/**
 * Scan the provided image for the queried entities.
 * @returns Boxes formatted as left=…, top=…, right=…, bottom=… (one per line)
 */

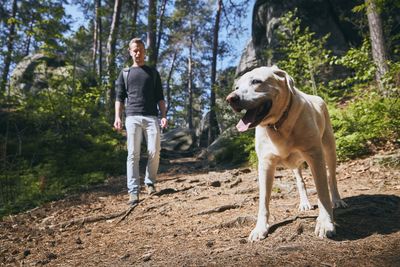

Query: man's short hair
left=129, top=38, right=145, bottom=49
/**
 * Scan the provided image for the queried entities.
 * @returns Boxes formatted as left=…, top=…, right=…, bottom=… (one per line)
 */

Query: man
left=114, top=38, right=167, bottom=206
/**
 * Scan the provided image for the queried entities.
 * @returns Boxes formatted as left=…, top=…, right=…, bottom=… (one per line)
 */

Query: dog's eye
left=251, top=79, right=263, bottom=85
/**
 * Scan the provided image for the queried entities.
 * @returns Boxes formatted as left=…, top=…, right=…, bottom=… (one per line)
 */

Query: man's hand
left=114, top=101, right=124, bottom=131
left=158, top=100, right=168, bottom=129
left=160, top=117, right=168, bottom=129
left=114, top=117, right=123, bottom=131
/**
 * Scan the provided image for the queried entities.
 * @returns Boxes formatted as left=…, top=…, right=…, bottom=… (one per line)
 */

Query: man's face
left=129, top=42, right=145, bottom=66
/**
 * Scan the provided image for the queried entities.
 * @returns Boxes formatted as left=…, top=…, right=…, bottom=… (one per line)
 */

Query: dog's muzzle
left=226, top=92, right=272, bottom=132
left=226, top=92, right=242, bottom=112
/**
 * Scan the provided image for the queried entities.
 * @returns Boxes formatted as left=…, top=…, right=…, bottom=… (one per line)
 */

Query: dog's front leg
left=303, top=149, right=335, bottom=238
left=249, top=161, right=276, bottom=242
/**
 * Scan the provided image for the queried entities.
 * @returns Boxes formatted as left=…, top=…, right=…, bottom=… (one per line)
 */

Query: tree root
left=194, top=204, right=241, bottom=216
left=49, top=204, right=139, bottom=229
left=227, top=177, right=242, bottom=188
left=115, top=204, right=138, bottom=224
left=268, top=215, right=317, bottom=234
left=206, top=214, right=317, bottom=232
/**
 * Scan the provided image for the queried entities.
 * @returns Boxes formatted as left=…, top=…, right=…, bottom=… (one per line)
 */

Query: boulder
left=236, top=39, right=261, bottom=77
left=10, top=53, right=67, bottom=95
left=161, top=128, right=196, bottom=153
left=198, top=126, right=240, bottom=164
left=9, top=52, right=94, bottom=97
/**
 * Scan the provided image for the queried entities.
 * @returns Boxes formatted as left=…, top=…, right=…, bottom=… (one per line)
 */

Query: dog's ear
left=273, top=68, right=296, bottom=95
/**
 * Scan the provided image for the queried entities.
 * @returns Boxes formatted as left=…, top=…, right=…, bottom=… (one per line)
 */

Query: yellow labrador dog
left=226, top=66, right=347, bottom=242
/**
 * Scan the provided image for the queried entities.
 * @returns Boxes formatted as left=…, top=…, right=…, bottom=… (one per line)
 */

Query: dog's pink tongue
left=236, top=119, right=251, bottom=132
left=236, top=109, right=257, bottom=132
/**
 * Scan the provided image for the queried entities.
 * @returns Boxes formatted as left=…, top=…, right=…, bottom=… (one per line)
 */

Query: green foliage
left=4, top=1, right=71, bottom=63
left=215, top=130, right=256, bottom=166
left=382, top=60, right=400, bottom=96
left=330, top=90, right=399, bottom=160
left=214, top=67, right=239, bottom=130
left=0, top=64, right=126, bottom=218
left=273, top=10, right=333, bottom=96
left=330, top=39, right=376, bottom=89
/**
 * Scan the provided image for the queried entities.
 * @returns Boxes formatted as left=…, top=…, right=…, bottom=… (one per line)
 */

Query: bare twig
left=227, top=177, right=242, bottom=188
left=49, top=204, right=139, bottom=229
left=153, top=186, right=194, bottom=196
left=51, top=210, right=126, bottom=229
left=194, top=204, right=241, bottom=216
left=48, top=184, right=196, bottom=229
left=115, top=204, right=138, bottom=224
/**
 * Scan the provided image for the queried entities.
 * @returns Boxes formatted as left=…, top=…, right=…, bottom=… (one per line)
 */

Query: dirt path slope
left=1, top=152, right=399, bottom=266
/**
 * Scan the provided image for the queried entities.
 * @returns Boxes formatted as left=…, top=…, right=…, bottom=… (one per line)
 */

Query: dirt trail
left=1, top=151, right=400, bottom=266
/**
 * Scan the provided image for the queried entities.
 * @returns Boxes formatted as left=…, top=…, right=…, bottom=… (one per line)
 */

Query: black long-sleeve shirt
left=115, top=65, right=164, bottom=117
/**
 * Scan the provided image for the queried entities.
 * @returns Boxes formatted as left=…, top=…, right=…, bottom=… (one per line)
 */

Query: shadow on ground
left=333, top=194, right=400, bottom=241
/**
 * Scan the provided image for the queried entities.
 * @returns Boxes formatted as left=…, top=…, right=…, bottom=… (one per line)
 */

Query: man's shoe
left=128, top=193, right=139, bottom=206
left=146, top=184, right=156, bottom=195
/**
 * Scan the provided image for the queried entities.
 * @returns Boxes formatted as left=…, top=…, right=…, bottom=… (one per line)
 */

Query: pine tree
left=208, top=0, right=222, bottom=145
left=365, top=0, right=389, bottom=93
left=106, top=0, right=122, bottom=119
left=0, top=0, right=18, bottom=93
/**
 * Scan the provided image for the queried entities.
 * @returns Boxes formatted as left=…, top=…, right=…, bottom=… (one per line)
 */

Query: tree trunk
left=98, top=5, right=103, bottom=82
left=187, top=39, right=194, bottom=130
left=147, top=0, right=157, bottom=67
left=131, top=0, right=139, bottom=38
left=208, top=0, right=222, bottom=145
left=155, top=0, right=167, bottom=63
left=166, top=51, right=177, bottom=115
left=366, top=0, right=389, bottom=93
left=24, top=20, right=33, bottom=57
left=1, top=0, right=18, bottom=93
left=92, top=0, right=101, bottom=76
left=308, top=60, right=317, bottom=95
left=106, top=0, right=122, bottom=118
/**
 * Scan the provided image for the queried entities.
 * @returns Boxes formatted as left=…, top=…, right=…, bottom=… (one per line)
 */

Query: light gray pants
left=125, top=115, right=161, bottom=195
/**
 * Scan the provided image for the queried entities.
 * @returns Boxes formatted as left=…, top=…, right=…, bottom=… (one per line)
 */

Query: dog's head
left=226, top=66, right=295, bottom=132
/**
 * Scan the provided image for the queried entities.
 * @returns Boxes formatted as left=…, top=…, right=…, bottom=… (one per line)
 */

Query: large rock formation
left=161, top=128, right=196, bottom=156
left=236, top=0, right=362, bottom=76
left=10, top=53, right=93, bottom=97
left=10, top=53, right=67, bottom=96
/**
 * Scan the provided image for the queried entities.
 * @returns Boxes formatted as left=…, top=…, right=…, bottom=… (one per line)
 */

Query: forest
left=0, top=0, right=399, bottom=219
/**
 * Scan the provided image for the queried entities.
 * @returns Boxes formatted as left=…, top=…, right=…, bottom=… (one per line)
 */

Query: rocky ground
left=1, top=150, right=399, bottom=266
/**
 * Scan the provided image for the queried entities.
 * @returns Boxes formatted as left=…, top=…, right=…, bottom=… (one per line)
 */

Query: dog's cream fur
left=226, top=66, right=347, bottom=241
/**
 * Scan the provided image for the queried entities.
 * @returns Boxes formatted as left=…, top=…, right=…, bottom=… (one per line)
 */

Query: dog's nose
left=226, top=93, right=240, bottom=104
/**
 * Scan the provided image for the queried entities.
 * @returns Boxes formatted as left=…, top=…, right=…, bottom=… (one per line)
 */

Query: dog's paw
left=248, top=225, right=269, bottom=242
left=298, top=200, right=313, bottom=211
left=314, top=216, right=335, bottom=238
left=332, top=198, right=348, bottom=209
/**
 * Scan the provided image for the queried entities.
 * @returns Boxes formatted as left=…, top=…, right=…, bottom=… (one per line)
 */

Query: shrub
left=330, top=39, right=376, bottom=89
left=274, top=9, right=333, bottom=96
left=0, top=65, right=126, bottom=218
left=215, top=129, right=256, bottom=166
left=330, top=90, right=399, bottom=160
